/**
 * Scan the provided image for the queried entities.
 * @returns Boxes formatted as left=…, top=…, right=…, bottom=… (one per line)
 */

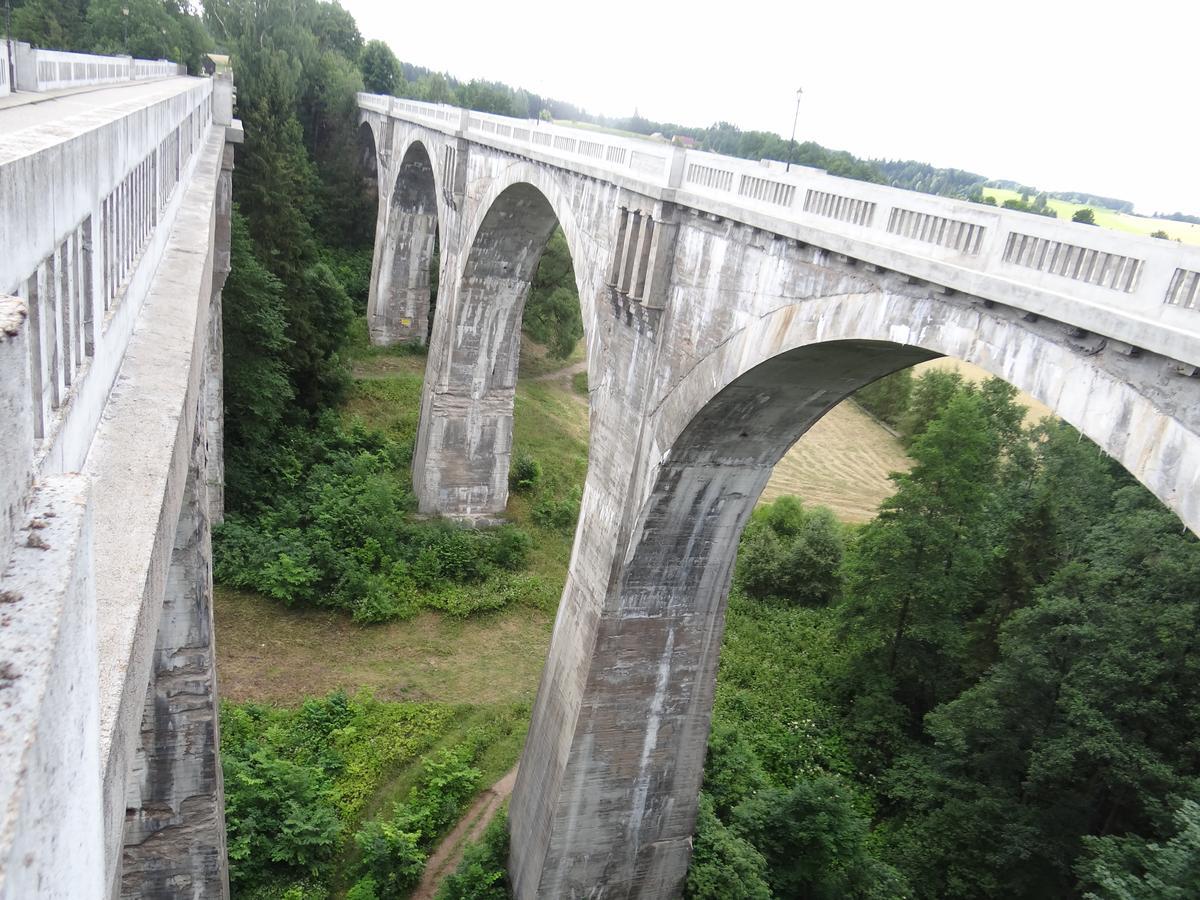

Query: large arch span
left=509, top=288, right=1200, bottom=899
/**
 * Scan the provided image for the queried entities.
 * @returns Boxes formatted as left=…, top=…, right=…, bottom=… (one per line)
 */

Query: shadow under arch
left=508, top=287, right=1200, bottom=898
left=368, top=138, right=440, bottom=346
left=413, top=179, right=590, bottom=520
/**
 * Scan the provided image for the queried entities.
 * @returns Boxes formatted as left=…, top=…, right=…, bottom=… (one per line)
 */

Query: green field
left=982, top=187, right=1200, bottom=245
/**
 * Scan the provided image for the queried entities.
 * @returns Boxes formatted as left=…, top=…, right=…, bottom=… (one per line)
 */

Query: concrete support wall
left=413, top=183, right=559, bottom=519
left=368, top=143, right=439, bottom=346
left=121, top=412, right=228, bottom=899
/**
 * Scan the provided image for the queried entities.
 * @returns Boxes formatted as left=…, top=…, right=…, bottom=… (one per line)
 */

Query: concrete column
left=412, top=183, right=557, bottom=520
left=369, top=207, right=437, bottom=345
left=368, top=142, right=438, bottom=347
left=510, top=342, right=934, bottom=899
left=120, top=398, right=229, bottom=899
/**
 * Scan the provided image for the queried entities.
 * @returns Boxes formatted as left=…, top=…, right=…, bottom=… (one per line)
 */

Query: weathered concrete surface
left=360, top=98, right=1200, bottom=900
left=368, top=140, right=439, bottom=346
left=85, top=126, right=226, bottom=896
left=121, top=426, right=228, bottom=899
left=0, top=476, right=102, bottom=899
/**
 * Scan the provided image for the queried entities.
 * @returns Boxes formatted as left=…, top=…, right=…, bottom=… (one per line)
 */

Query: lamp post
left=121, top=6, right=129, bottom=52
left=786, top=87, right=803, bottom=172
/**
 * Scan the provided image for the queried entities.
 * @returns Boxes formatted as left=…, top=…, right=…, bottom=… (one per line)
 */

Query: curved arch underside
left=368, top=140, right=439, bottom=345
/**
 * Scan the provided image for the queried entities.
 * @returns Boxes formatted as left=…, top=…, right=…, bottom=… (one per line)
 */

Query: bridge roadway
left=0, top=77, right=199, bottom=128
left=1, top=66, right=240, bottom=898
left=359, top=94, right=1200, bottom=898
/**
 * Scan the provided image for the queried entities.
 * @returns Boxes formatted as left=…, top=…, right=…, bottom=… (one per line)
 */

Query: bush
left=223, top=749, right=343, bottom=892
left=509, top=454, right=542, bottom=494
left=734, top=498, right=843, bottom=605
left=436, top=811, right=512, bottom=899
left=355, top=820, right=426, bottom=898
left=532, top=488, right=581, bottom=532
left=213, top=416, right=534, bottom=622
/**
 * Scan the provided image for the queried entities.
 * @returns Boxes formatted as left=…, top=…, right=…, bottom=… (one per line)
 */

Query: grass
left=981, top=187, right=1200, bottom=245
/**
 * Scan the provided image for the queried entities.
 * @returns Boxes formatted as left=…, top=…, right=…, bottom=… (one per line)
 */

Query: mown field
left=982, top=186, right=1200, bottom=245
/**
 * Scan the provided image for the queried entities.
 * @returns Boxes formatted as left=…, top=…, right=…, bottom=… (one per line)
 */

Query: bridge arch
left=367, top=137, right=441, bottom=345
left=509, top=287, right=1200, bottom=897
left=414, top=166, right=606, bottom=519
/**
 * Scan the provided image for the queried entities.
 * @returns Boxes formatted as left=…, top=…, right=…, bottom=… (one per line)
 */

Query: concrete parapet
left=0, top=475, right=103, bottom=899
left=0, top=297, right=34, bottom=576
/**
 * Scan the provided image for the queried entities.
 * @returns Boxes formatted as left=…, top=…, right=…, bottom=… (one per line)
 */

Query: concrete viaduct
left=0, top=62, right=240, bottom=897
left=1, top=58, right=1198, bottom=898
left=357, top=93, right=1200, bottom=898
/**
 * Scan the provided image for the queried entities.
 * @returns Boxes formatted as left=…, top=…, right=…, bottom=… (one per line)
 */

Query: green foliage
left=360, top=39, right=401, bottom=94
left=10, top=0, right=211, bottom=72
left=685, top=794, right=773, bottom=900
left=1078, top=798, right=1200, bottom=899
left=896, top=367, right=964, bottom=444
left=436, top=811, right=512, bottom=900
left=854, top=369, right=912, bottom=428
left=509, top=454, right=542, bottom=494
left=352, top=746, right=484, bottom=896
left=223, top=747, right=343, bottom=888
left=214, top=412, right=531, bottom=622
left=532, top=488, right=581, bottom=532
left=735, top=498, right=844, bottom=605
left=523, top=230, right=583, bottom=359
left=354, top=820, right=425, bottom=898
left=732, top=777, right=910, bottom=898
left=1073, top=207, right=1098, bottom=225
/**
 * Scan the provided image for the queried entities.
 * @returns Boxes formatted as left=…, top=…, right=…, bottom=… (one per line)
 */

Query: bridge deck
left=0, top=76, right=198, bottom=159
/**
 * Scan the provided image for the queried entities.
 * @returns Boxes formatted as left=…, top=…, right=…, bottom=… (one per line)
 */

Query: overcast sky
left=339, top=0, right=1199, bottom=215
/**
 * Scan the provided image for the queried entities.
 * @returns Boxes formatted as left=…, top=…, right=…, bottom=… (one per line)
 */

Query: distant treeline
left=1156, top=211, right=1200, bottom=225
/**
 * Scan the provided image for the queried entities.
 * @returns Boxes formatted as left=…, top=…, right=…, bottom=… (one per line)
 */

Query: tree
left=1078, top=798, right=1200, bottom=899
left=883, top=487, right=1200, bottom=898
left=735, top=497, right=844, bottom=606
left=732, top=776, right=910, bottom=898
left=1151, top=229, right=1171, bottom=239
left=1073, top=208, right=1098, bottom=225
left=360, top=38, right=401, bottom=95
left=523, top=228, right=583, bottom=359
left=685, top=794, right=773, bottom=900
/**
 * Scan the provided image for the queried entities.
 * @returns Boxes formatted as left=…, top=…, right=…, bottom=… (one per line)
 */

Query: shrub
left=532, top=488, right=581, bottom=532
left=509, top=454, right=542, bottom=494
left=355, top=820, right=426, bottom=898
left=436, top=811, right=512, bottom=900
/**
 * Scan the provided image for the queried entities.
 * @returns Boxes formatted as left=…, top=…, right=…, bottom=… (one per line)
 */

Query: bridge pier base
left=120, top=406, right=229, bottom=899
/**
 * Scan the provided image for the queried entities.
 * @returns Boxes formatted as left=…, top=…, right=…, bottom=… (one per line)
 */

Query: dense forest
left=11, top=2, right=1199, bottom=898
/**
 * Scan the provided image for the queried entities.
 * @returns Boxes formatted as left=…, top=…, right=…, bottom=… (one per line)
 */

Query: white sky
left=340, top=0, right=1200, bottom=215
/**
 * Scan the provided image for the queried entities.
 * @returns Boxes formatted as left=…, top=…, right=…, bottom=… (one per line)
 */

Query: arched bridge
left=358, top=92, right=1200, bottom=899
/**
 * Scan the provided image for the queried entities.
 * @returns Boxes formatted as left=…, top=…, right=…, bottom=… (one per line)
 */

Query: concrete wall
left=362, top=100, right=1200, bottom=899
left=0, top=67, right=237, bottom=898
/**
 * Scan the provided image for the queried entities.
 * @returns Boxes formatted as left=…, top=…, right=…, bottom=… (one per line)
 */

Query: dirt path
left=411, top=767, right=519, bottom=900
left=531, top=358, right=586, bottom=383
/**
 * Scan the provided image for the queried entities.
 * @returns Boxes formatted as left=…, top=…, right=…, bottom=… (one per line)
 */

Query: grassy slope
left=982, top=187, right=1200, bottom=245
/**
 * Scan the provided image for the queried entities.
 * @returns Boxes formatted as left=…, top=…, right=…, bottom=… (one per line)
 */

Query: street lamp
left=786, top=87, right=803, bottom=172
left=121, top=7, right=129, bottom=52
